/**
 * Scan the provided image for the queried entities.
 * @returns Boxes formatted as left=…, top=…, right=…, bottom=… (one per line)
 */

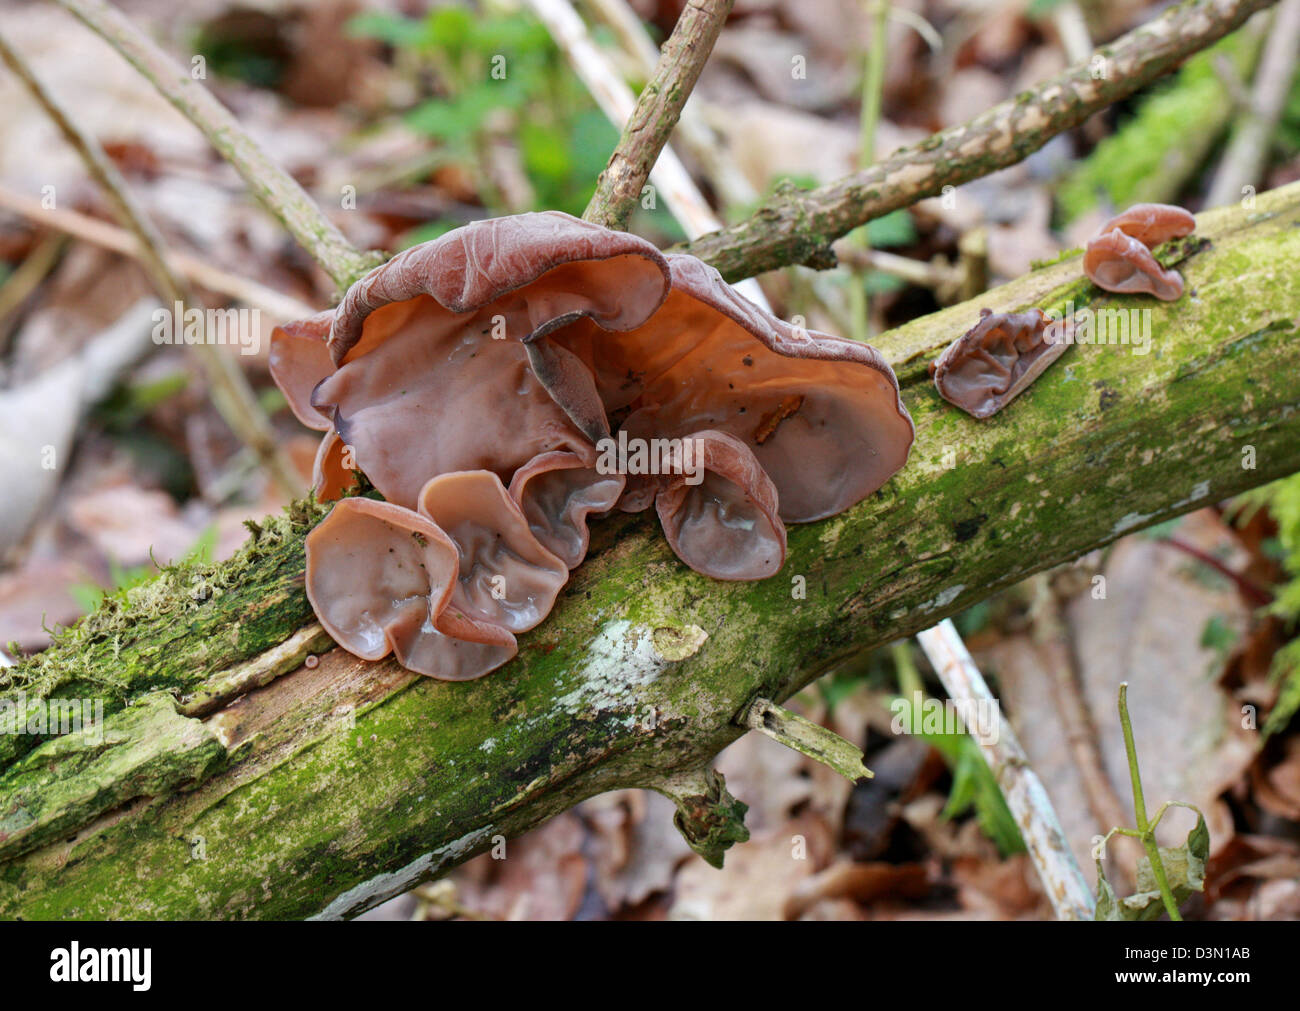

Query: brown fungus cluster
left=272, top=211, right=914, bottom=680
left=929, top=203, right=1195, bottom=420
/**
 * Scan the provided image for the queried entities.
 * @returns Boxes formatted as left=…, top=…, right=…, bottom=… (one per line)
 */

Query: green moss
left=1056, top=31, right=1262, bottom=221
left=0, top=498, right=329, bottom=768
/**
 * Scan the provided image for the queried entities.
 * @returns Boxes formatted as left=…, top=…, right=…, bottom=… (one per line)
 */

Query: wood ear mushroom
left=271, top=212, right=914, bottom=680
left=930, top=308, right=1072, bottom=419
left=1083, top=203, right=1195, bottom=301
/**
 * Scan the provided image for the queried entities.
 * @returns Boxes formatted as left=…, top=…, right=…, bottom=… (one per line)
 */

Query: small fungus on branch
left=1083, top=203, right=1196, bottom=301
left=929, top=307, right=1072, bottom=419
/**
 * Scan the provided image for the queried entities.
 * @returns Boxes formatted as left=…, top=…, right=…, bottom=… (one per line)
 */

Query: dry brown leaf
left=989, top=510, right=1258, bottom=886
left=451, top=813, right=588, bottom=921
left=668, top=812, right=834, bottom=920
left=785, top=859, right=931, bottom=918
left=580, top=789, right=692, bottom=912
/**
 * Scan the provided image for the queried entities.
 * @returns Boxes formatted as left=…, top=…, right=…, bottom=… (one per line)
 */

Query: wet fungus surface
left=1083, top=202, right=1196, bottom=301
left=930, top=307, right=1072, bottom=419
left=930, top=203, right=1196, bottom=420
left=273, top=211, right=914, bottom=680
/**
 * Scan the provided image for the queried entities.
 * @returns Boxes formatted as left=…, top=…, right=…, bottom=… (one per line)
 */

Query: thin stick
left=916, top=618, right=1096, bottom=920
left=679, top=0, right=1280, bottom=282
left=0, top=30, right=303, bottom=497
left=52, top=0, right=378, bottom=291
left=1206, top=0, right=1300, bottom=207
left=741, top=697, right=873, bottom=783
left=833, top=240, right=959, bottom=291
left=581, top=0, right=734, bottom=231
left=0, top=186, right=315, bottom=322
left=582, top=0, right=758, bottom=210
left=1029, top=574, right=1142, bottom=890
left=0, top=231, right=66, bottom=351
left=528, top=0, right=768, bottom=307
left=526, top=0, right=722, bottom=239
left=1158, top=535, right=1273, bottom=606
left=1052, top=1, right=1095, bottom=65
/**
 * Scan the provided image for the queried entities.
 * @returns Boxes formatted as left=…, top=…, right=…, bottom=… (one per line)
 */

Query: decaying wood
left=3, top=183, right=1299, bottom=918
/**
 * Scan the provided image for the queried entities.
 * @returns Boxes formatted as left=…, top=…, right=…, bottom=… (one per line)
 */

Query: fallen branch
left=3, top=182, right=1298, bottom=917
left=676, top=0, right=1280, bottom=282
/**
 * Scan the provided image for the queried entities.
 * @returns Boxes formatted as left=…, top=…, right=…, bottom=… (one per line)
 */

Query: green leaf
left=1094, top=808, right=1209, bottom=920
left=906, top=698, right=1025, bottom=857
left=1026, top=0, right=1069, bottom=18
left=426, top=6, right=474, bottom=52
left=405, top=90, right=497, bottom=141
left=345, top=12, right=429, bottom=48
left=520, top=121, right=572, bottom=184
left=1264, top=640, right=1300, bottom=735
left=865, top=209, right=916, bottom=248
left=863, top=272, right=905, bottom=296
left=1199, top=614, right=1239, bottom=654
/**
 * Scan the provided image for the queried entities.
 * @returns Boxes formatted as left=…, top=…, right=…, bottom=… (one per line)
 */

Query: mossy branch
left=3, top=183, right=1299, bottom=918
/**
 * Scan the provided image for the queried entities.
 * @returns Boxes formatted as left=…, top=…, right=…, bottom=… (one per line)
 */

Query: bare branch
left=582, top=0, right=734, bottom=230
left=51, top=0, right=380, bottom=292
left=678, top=0, right=1280, bottom=282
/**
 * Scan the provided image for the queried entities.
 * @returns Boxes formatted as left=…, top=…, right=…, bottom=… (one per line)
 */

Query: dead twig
left=678, top=0, right=1281, bottom=281
left=0, top=30, right=303, bottom=497
left=1206, top=0, right=1300, bottom=207
left=916, top=619, right=1096, bottom=920
left=0, top=186, right=313, bottom=322
left=51, top=0, right=380, bottom=292
left=581, top=0, right=734, bottom=231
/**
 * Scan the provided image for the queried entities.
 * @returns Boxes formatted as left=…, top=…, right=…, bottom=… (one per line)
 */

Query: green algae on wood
left=2, top=182, right=1300, bottom=919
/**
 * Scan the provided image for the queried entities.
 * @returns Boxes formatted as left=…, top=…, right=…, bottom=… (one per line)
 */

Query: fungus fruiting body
left=1083, top=202, right=1195, bottom=301
left=272, top=211, right=914, bottom=680
left=930, top=307, right=1072, bottom=419
left=929, top=203, right=1196, bottom=420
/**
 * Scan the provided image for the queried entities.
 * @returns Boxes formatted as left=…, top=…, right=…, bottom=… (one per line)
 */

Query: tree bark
left=2, top=183, right=1299, bottom=919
